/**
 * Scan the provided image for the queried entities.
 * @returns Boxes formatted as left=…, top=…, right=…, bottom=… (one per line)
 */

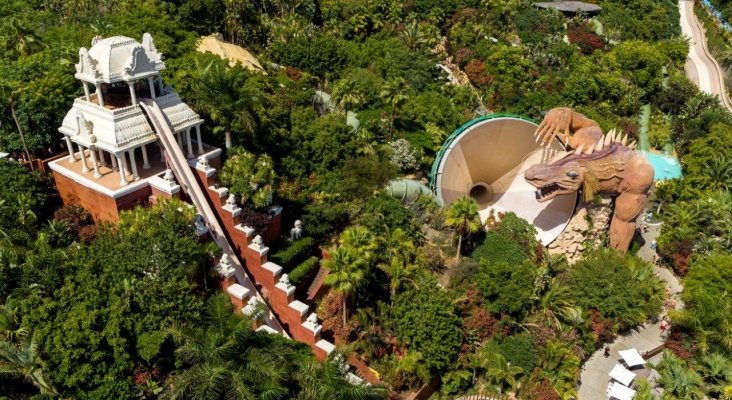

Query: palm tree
left=380, top=78, right=411, bottom=140
left=445, top=197, right=482, bottom=261
left=323, top=246, right=368, bottom=325
left=293, top=353, right=386, bottom=400
left=0, top=333, right=57, bottom=395
left=698, top=353, right=732, bottom=396
left=537, top=341, right=580, bottom=398
left=170, top=294, right=290, bottom=400
left=399, top=21, right=424, bottom=51
left=0, top=304, right=27, bottom=347
left=656, top=352, right=705, bottom=400
left=377, top=228, right=419, bottom=306
left=665, top=202, right=705, bottom=230
left=339, top=226, right=376, bottom=258
left=705, top=156, right=732, bottom=191
left=331, top=79, right=364, bottom=125
left=483, top=353, right=523, bottom=395
left=633, top=378, right=655, bottom=400
left=468, top=345, right=523, bottom=395
left=539, top=278, right=575, bottom=329
left=188, top=60, right=259, bottom=149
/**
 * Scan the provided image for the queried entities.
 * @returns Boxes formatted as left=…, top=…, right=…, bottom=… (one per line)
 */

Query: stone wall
left=547, top=195, right=613, bottom=263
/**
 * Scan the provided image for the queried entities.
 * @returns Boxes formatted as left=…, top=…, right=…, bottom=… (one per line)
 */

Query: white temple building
left=50, top=34, right=221, bottom=221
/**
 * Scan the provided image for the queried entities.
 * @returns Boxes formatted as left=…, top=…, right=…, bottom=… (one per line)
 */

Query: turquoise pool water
left=638, top=151, right=682, bottom=180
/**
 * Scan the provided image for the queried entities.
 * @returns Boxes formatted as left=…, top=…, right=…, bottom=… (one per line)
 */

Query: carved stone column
left=117, top=153, right=129, bottom=186
left=65, top=136, right=77, bottom=162
left=78, top=144, right=89, bottom=173
left=141, top=143, right=150, bottom=169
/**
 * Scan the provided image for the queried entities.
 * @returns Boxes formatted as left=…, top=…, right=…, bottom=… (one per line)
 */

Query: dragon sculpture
left=524, top=107, right=654, bottom=252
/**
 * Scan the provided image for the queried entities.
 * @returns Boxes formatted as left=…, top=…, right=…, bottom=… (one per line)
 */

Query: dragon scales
left=524, top=108, right=654, bottom=252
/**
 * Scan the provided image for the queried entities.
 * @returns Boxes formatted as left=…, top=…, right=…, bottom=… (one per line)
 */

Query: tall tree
left=445, top=197, right=481, bottom=261
left=170, top=294, right=291, bottom=400
left=188, top=60, right=259, bottom=149
left=331, top=78, right=363, bottom=125
left=323, top=246, right=368, bottom=325
left=0, top=81, right=33, bottom=169
left=380, top=77, right=411, bottom=140
left=377, top=227, right=419, bottom=306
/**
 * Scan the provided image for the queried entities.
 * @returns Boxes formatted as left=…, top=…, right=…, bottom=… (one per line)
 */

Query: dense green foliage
left=1, top=0, right=721, bottom=397
left=21, top=200, right=209, bottom=398
left=392, top=282, right=462, bottom=373
left=670, top=253, right=732, bottom=356
left=171, top=293, right=385, bottom=400
left=566, top=249, right=664, bottom=330
left=476, top=261, right=537, bottom=318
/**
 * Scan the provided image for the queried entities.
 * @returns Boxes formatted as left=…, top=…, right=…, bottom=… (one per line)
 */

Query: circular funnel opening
left=432, top=115, right=577, bottom=245
left=469, top=182, right=493, bottom=204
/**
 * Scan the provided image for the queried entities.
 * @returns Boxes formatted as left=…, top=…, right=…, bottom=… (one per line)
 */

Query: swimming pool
left=638, top=151, right=682, bottom=180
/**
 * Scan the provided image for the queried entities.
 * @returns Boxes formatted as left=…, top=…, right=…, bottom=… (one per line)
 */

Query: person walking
left=660, top=317, right=669, bottom=335
left=604, top=346, right=611, bottom=358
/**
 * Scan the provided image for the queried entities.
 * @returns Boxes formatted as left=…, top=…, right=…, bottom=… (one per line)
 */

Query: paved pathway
left=679, top=0, right=732, bottom=111
left=577, top=223, right=683, bottom=399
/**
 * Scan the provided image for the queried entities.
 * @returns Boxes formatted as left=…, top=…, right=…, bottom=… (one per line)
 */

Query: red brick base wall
left=53, top=172, right=150, bottom=222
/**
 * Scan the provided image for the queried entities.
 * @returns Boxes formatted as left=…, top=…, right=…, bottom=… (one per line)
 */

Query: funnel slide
left=432, top=115, right=576, bottom=245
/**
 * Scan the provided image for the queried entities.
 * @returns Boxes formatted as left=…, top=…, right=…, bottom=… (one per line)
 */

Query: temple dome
left=75, top=33, right=164, bottom=84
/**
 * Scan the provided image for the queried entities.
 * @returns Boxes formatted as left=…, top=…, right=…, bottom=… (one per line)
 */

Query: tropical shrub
left=392, top=282, right=462, bottom=373
left=567, top=249, right=664, bottom=330
left=219, top=147, right=276, bottom=209
left=670, top=253, right=732, bottom=355
left=289, top=256, right=319, bottom=285
left=271, top=237, right=315, bottom=269
left=475, top=260, right=537, bottom=318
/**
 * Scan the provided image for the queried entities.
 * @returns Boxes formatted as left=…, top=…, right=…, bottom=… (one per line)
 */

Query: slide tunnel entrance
left=431, top=115, right=577, bottom=245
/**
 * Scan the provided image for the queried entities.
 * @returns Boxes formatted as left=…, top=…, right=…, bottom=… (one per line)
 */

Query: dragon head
left=524, top=129, right=633, bottom=202
left=525, top=160, right=584, bottom=202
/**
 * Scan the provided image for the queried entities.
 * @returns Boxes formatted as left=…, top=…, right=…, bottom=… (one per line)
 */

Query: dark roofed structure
left=534, top=1, right=602, bottom=14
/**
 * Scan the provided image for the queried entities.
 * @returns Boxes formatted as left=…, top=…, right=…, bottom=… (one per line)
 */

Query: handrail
left=139, top=98, right=286, bottom=335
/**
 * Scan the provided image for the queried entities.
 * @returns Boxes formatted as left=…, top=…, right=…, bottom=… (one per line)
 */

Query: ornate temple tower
left=50, top=34, right=220, bottom=221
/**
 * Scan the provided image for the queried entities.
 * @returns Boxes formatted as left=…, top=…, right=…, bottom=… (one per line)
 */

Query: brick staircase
left=306, top=266, right=330, bottom=302
left=187, top=154, right=336, bottom=361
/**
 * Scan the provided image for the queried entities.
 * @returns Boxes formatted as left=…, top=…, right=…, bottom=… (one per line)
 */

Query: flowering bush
left=465, top=59, right=493, bottom=88
left=567, top=21, right=606, bottom=54
left=388, top=139, right=420, bottom=171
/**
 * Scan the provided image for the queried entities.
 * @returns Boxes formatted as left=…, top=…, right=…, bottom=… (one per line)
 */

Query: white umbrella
left=609, top=364, right=636, bottom=386
left=608, top=383, right=636, bottom=400
left=619, top=348, right=646, bottom=368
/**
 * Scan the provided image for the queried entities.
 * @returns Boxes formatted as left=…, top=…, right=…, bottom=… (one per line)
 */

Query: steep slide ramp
left=680, top=0, right=732, bottom=111
left=139, top=98, right=286, bottom=335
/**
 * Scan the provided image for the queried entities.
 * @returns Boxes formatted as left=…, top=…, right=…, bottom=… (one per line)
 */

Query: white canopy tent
left=609, top=364, right=636, bottom=386
left=608, top=382, right=636, bottom=400
left=619, top=348, right=646, bottom=368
